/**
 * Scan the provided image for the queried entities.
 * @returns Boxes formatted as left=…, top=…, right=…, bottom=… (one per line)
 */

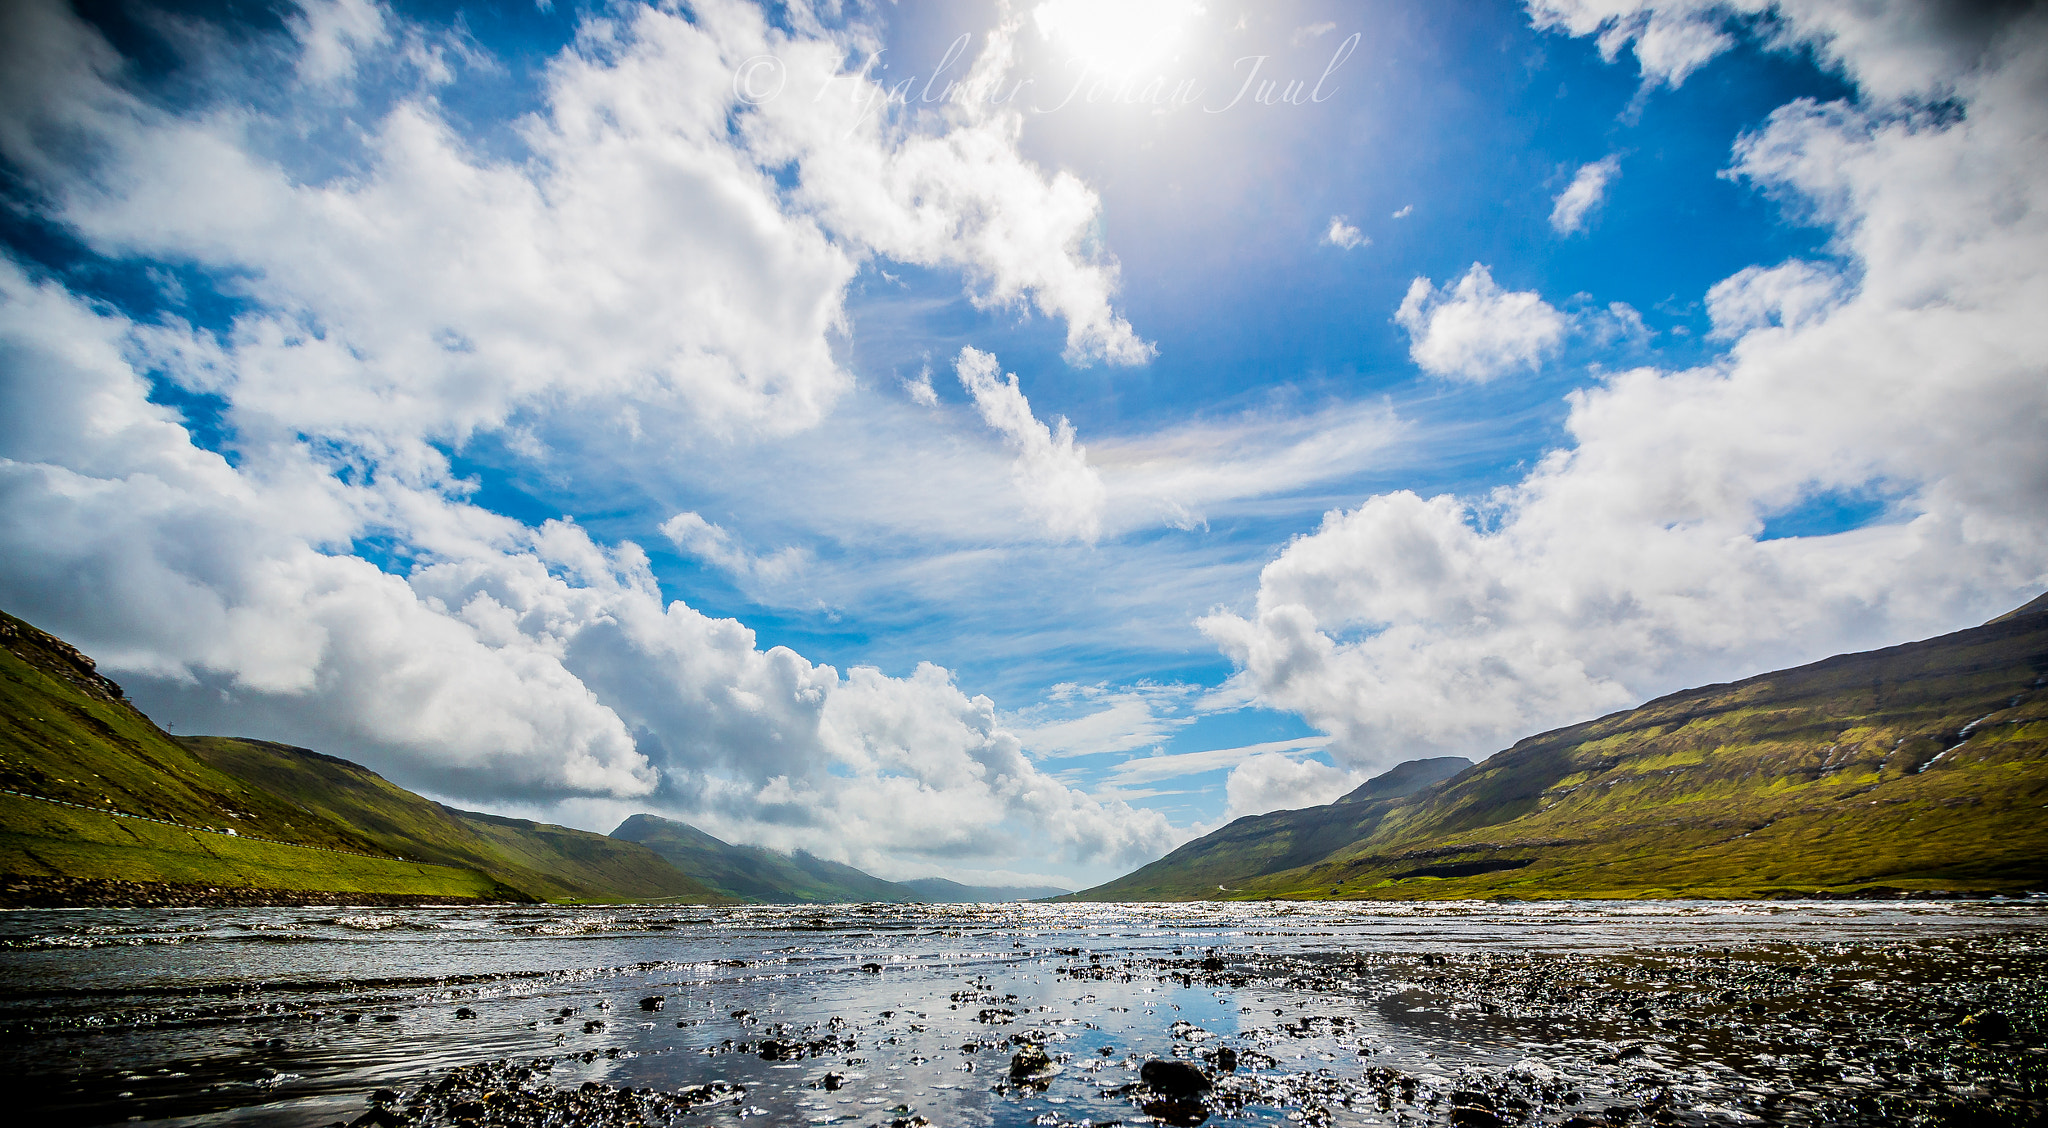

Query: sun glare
left=1032, top=0, right=1204, bottom=80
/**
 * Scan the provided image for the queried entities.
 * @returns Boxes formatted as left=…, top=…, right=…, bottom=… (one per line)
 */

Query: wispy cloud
left=1550, top=155, right=1620, bottom=234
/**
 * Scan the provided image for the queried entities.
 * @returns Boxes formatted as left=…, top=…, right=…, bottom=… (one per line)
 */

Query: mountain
left=1073, top=596, right=2048, bottom=901
left=612, top=813, right=920, bottom=903
left=899, top=877, right=1070, bottom=902
left=182, top=737, right=724, bottom=904
left=0, top=609, right=724, bottom=906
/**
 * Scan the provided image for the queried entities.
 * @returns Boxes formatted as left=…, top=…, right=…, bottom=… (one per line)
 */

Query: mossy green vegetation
left=0, top=792, right=517, bottom=900
left=1073, top=596, right=2048, bottom=902
left=0, top=610, right=723, bottom=905
left=183, top=738, right=728, bottom=904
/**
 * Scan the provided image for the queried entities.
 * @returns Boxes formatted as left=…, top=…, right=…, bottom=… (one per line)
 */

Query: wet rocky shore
left=3, top=901, right=2042, bottom=1127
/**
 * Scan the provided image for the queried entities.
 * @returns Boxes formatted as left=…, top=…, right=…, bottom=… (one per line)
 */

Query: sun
left=1031, top=0, right=1205, bottom=81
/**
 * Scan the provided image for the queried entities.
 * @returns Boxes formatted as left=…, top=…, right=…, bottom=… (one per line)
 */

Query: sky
left=1, top=0, right=2044, bottom=890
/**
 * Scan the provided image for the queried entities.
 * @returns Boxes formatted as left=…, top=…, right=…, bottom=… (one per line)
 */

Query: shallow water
left=3, top=899, right=2045, bottom=1127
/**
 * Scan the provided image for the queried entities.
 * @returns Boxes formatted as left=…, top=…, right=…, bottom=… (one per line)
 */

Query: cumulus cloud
left=1323, top=216, right=1368, bottom=249
left=1550, top=154, right=1620, bottom=233
left=1394, top=263, right=1569, bottom=381
left=0, top=0, right=1175, bottom=875
left=955, top=347, right=1107, bottom=542
left=1206, top=0, right=2048, bottom=774
left=746, top=9, right=1154, bottom=366
left=1222, top=752, right=1360, bottom=821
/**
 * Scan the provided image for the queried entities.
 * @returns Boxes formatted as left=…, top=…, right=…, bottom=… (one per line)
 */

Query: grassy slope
left=612, top=813, right=919, bottom=903
left=0, top=612, right=518, bottom=901
left=1076, top=600, right=2048, bottom=901
left=183, top=738, right=726, bottom=905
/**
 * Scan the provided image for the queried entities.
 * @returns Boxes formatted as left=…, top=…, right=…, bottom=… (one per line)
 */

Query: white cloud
left=748, top=9, right=1154, bottom=366
left=1550, top=154, right=1620, bottom=234
left=904, top=364, right=940, bottom=407
left=955, top=346, right=1107, bottom=542
left=1322, top=215, right=1368, bottom=249
left=1706, top=259, right=1845, bottom=339
left=1391, top=204, right=1413, bottom=219
left=1222, top=752, right=1360, bottom=821
left=1207, top=1, right=2048, bottom=775
left=1005, top=682, right=1198, bottom=759
left=1527, top=0, right=1733, bottom=88
left=1394, top=263, right=1569, bottom=381
left=659, top=511, right=806, bottom=582
left=289, top=0, right=389, bottom=87
left=1104, top=737, right=1327, bottom=789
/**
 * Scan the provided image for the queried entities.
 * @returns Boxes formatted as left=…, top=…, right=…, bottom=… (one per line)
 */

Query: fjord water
left=4, top=901, right=2044, bottom=1127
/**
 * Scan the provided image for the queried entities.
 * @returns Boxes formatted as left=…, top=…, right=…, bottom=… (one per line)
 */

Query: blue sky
left=2, top=0, right=2044, bottom=888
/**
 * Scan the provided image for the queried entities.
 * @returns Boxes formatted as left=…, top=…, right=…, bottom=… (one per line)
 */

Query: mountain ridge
left=611, top=813, right=921, bottom=903
left=1071, top=594, right=2048, bottom=901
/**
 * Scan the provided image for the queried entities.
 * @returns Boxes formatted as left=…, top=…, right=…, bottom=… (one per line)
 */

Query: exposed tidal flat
left=2, top=901, right=2044, bottom=1128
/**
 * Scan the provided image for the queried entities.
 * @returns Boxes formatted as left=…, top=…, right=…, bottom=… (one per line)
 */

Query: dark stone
left=1141, top=1059, right=1211, bottom=1098
left=759, top=1039, right=791, bottom=1060
left=372, top=1014, right=399, bottom=1023
left=1451, top=1089, right=1504, bottom=1127
left=1141, top=1097, right=1211, bottom=1126
left=638, top=996, right=664, bottom=1011
left=453, top=1008, right=476, bottom=1020
left=1960, top=1010, right=2014, bottom=1040
left=1210, top=1046, right=1238, bottom=1073
left=1009, top=1044, right=1055, bottom=1080
left=813, top=1072, right=844, bottom=1091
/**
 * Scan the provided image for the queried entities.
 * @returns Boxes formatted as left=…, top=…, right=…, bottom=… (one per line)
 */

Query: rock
left=1141, top=1058, right=1211, bottom=1098
left=453, top=1007, right=476, bottom=1020
left=1009, top=1044, right=1055, bottom=1081
left=758, top=1039, right=791, bottom=1060
left=811, top=1072, right=844, bottom=1091
left=1450, top=1089, right=1503, bottom=1128
left=1960, top=1010, right=2014, bottom=1040
left=638, top=995, right=664, bottom=1011
left=346, top=1110, right=407, bottom=1128
left=1141, top=1097, right=1210, bottom=1126
left=582, top=1019, right=605, bottom=1033
left=372, top=1014, right=399, bottom=1024
left=1209, top=1046, right=1238, bottom=1073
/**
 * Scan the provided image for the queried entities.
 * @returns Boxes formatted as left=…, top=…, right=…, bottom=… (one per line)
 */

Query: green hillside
left=184, top=738, right=726, bottom=904
left=0, top=610, right=723, bottom=906
left=0, top=612, right=522, bottom=904
left=1075, top=595, right=2048, bottom=901
left=612, top=813, right=919, bottom=902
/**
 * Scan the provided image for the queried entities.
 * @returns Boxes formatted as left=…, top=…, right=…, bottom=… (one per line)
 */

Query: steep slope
left=899, top=878, right=1070, bottom=902
left=612, top=814, right=919, bottom=902
left=1071, top=755, right=1473, bottom=901
left=184, top=738, right=725, bottom=904
left=1075, top=596, right=2048, bottom=901
left=0, top=612, right=524, bottom=904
